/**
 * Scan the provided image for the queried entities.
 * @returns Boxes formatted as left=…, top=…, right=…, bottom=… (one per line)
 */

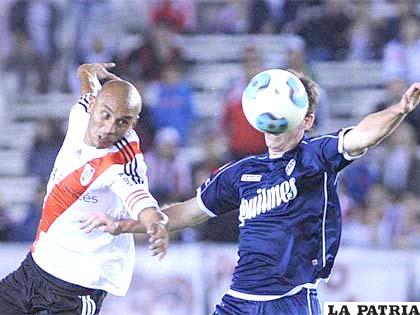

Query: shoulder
left=72, top=93, right=94, bottom=113
left=207, top=156, right=257, bottom=181
left=302, top=132, right=340, bottom=145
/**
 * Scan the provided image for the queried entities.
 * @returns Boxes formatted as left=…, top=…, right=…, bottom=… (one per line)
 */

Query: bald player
left=0, top=63, right=169, bottom=315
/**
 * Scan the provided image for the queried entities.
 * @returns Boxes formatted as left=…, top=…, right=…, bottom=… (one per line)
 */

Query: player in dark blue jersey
left=81, top=70, right=420, bottom=315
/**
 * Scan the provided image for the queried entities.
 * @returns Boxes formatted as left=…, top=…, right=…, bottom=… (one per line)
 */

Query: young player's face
left=85, top=95, right=138, bottom=149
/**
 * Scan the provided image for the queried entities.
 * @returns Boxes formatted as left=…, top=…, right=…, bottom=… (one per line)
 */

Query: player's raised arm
left=77, top=63, right=121, bottom=95
left=343, top=82, right=420, bottom=156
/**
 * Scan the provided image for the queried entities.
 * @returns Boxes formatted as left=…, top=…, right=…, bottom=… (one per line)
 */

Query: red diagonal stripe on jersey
left=32, top=141, right=140, bottom=251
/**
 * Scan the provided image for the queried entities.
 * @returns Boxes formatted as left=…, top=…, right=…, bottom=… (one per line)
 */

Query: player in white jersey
left=0, top=63, right=169, bottom=315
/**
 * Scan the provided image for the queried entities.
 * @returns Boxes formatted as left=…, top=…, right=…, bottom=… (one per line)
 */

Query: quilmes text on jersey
left=238, top=177, right=297, bottom=226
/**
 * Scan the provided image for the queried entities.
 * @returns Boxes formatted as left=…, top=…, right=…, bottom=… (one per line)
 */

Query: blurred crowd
left=0, top=0, right=419, bottom=249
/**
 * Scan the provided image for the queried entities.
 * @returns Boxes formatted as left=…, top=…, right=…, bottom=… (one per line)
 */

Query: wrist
left=392, top=102, right=409, bottom=116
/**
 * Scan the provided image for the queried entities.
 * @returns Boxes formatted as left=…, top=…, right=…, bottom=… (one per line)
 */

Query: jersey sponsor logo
left=80, top=163, right=95, bottom=186
left=241, top=174, right=262, bottom=182
left=285, top=159, right=296, bottom=176
left=238, top=177, right=297, bottom=226
left=79, top=193, right=99, bottom=204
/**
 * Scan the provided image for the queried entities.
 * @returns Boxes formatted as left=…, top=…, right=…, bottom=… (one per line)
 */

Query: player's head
left=264, top=69, right=319, bottom=153
left=85, top=80, right=142, bottom=149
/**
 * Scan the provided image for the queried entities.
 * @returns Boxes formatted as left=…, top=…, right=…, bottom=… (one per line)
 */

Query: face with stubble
left=84, top=80, right=141, bottom=149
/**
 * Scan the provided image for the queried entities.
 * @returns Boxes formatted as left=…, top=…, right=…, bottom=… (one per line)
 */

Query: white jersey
left=31, top=94, right=159, bottom=296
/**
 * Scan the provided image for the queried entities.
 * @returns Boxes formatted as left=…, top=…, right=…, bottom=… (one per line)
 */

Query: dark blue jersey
left=197, top=128, right=365, bottom=297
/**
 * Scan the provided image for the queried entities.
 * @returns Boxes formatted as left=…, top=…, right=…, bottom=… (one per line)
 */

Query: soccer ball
left=242, top=69, right=309, bottom=134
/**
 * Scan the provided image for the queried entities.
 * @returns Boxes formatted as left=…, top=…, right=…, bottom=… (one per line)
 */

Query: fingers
left=100, top=62, right=116, bottom=69
left=79, top=213, right=114, bottom=234
left=406, top=82, right=420, bottom=98
left=106, top=72, right=121, bottom=81
left=147, top=223, right=169, bottom=260
left=149, top=238, right=168, bottom=261
left=79, top=215, right=95, bottom=232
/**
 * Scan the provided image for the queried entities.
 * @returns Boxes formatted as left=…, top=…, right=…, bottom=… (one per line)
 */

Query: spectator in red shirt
left=221, top=46, right=266, bottom=160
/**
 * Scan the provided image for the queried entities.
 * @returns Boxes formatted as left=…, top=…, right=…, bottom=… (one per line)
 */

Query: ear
left=87, top=95, right=97, bottom=113
left=303, top=113, right=315, bottom=131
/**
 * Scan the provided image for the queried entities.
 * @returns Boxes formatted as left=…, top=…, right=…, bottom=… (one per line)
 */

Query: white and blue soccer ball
left=242, top=69, right=309, bottom=134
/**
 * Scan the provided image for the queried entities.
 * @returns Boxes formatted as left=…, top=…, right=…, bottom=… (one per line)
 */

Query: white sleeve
left=108, top=154, right=159, bottom=220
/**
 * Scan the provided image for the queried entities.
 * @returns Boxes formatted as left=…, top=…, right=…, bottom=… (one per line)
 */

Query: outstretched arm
left=77, top=62, right=121, bottom=95
left=80, top=197, right=210, bottom=235
left=343, top=82, right=420, bottom=156
left=80, top=206, right=169, bottom=260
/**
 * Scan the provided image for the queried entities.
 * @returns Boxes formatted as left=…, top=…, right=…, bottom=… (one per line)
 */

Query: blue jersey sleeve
left=196, top=162, right=241, bottom=217
left=306, top=127, right=367, bottom=173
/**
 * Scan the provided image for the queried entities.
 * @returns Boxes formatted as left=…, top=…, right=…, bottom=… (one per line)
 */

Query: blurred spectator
left=215, top=0, right=246, bottom=34
left=382, top=15, right=420, bottom=83
left=221, top=45, right=266, bottom=160
left=375, top=78, right=409, bottom=110
left=248, top=0, right=300, bottom=33
left=395, top=193, right=420, bottom=249
left=61, top=0, right=117, bottom=92
left=147, top=62, right=195, bottom=145
left=192, top=133, right=227, bottom=187
left=133, top=80, right=157, bottom=153
left=347, top=5, right=376, bottom=61
left=298, top=0, right=353, bottom=61
left=341, top=199, right=371, bottom=247
left=144, top=127, right=193, bottom=205
left=123, top=21, right=185, bottom=84
left=7, top=0, right=59, bottom=94
left=150, top=0, right=194, bottom=32
left=5, top=30, right=35, bottom=95
left=364, top=184, right=402, bottom=248
left=381, top=123, right=418, bottom=194
left=77, top=35, right=116, bottom=66
left=9, top=182, right=46, bottom=242
left=26, top=118, right=65, bottom=181
left=370, top=1, right=419, bottom=60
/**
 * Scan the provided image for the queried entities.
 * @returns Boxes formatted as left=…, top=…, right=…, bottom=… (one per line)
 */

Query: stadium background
left=0, top=0, right=419, bottom=314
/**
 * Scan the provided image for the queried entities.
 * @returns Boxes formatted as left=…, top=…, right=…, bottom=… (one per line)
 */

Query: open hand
left=77, top=63, right=121, bottom=81
left=147, top=221, right=169, bottom=261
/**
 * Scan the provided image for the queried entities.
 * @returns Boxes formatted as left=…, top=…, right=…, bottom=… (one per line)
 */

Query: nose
left=103, top=119, right=117, bottom=135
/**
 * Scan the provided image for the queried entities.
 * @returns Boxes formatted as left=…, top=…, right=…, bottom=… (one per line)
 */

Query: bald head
left=85, top=80, right=143, bottom=149
left=98, top=80, right=142, bottom=115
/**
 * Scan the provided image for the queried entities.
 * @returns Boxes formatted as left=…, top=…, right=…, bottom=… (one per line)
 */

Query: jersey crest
left=285, top=159, right=296, bottom=176
left=80, top=163, right=95, bottom=186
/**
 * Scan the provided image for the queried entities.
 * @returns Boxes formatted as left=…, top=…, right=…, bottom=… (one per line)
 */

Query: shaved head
left=98, top=80, right=142, bottom=115
left=85, top=80, right=143, bottom=148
